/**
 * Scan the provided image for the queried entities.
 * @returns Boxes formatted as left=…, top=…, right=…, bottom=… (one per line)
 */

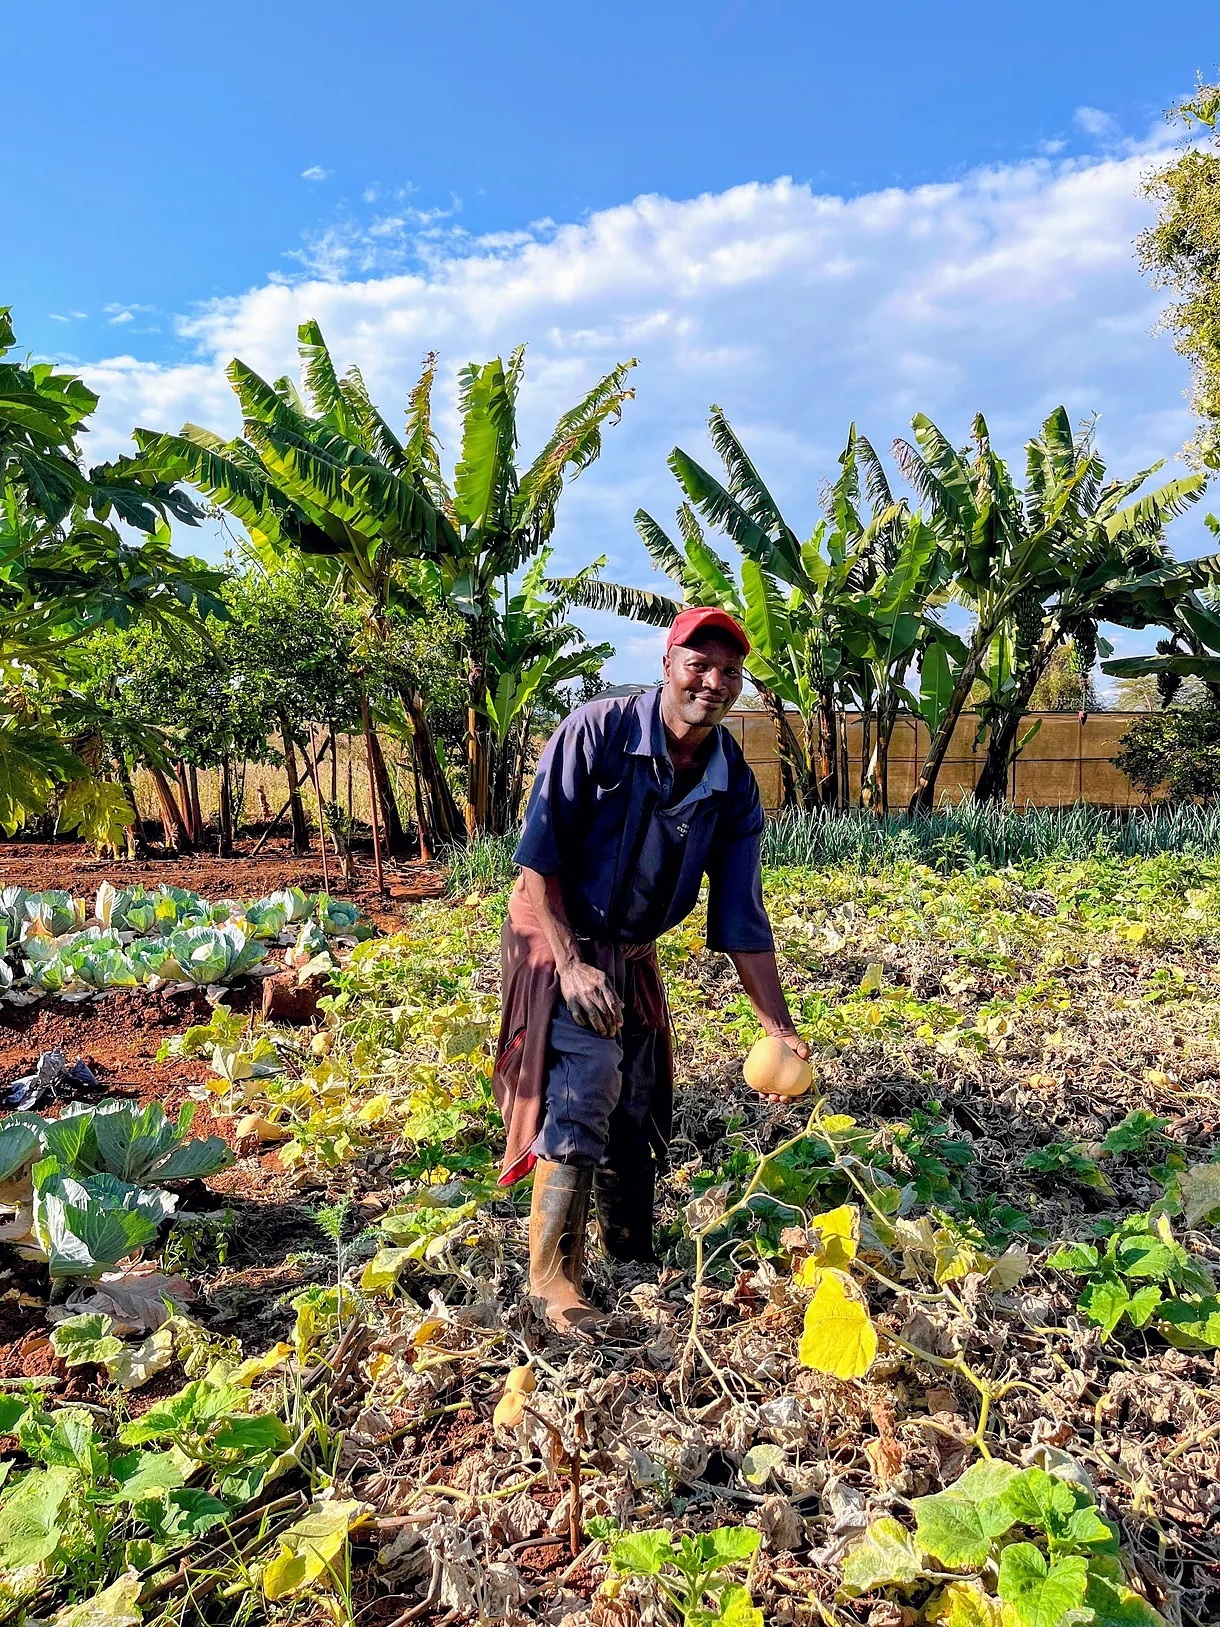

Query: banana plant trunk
left=760, top=687, right=806, bottom=809
left=867, top=695, right=900, bottom=816
left=909, top=654, right=984, bottom=813
left=858, top=707, right=873, bottom=804
left=367, top=728, right=411, bottom=855
left=816, top=691, right=839, bottom=810
left=400, top=684, right=464, bottom=852
left=148, top=766, right=192, bottom=852
left=974, top=625, right=1064, bottom=804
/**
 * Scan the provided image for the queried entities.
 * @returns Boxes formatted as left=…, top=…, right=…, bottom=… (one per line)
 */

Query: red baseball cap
left=666, top=606, right=750, bottom=657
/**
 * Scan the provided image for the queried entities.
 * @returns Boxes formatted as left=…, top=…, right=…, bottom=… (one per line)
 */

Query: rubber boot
left=595, top=1153, right=658, bottom=1263
left=528, top=1160, right=607, bottom=1337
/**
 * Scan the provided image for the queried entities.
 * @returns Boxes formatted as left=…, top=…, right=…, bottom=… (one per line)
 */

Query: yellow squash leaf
left=926, top=1580, right=1019, bottom=1627
left=797, top=1269, right=877, bottom=1379
left=107, top=1325, right=175, bottom=1391
left=810, top=1204, right=859, bottom=1269
left=360, top=1247, right=413, bottom=1294
left=859, top=962, right=884, bottom=994
left=50, top=1571, right=143, bottom=1627
left=230, top=1342, right=294, bottom=1387
left=261, top=1500, right=372, bottom=1601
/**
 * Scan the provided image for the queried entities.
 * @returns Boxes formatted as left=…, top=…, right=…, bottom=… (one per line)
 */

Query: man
left=492, top=606, right=808, bottom=1335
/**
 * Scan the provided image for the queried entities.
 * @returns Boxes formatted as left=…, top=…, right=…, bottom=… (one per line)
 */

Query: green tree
left=0, top=306, right=224, bottom=844
left=1114, top=706, right=1220, bottom=800
left=1138, top=82, right=1220, bottom=468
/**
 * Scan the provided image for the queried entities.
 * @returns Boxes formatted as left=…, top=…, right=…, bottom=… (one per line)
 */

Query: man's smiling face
left=662, top=633, right=746, bottom=729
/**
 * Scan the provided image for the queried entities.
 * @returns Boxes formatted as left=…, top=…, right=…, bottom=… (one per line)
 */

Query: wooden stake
left=306, top=723, right=331, bottom=893
left=361, top=694, right=386, bottom=895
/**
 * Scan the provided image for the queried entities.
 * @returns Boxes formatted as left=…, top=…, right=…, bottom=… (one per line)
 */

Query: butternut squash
left=743, top=1034, right=813, bottom=1098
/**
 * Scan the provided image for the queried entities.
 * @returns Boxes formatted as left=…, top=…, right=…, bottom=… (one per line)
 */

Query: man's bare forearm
left=729, top=950, right=799, bottom=1038
left=521, top=867, right=581, bottom=972
left=521, top=867, right=623, bottom=1035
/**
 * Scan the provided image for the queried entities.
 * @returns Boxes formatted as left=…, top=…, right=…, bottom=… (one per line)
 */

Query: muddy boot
left=528, top=1160, right=607, bottom=1337
left=595, top=1153, right=658, bottom=1264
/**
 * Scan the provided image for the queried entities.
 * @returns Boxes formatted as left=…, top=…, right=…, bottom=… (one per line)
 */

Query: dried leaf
left=1180, top=1164, right=1220, bottom=1228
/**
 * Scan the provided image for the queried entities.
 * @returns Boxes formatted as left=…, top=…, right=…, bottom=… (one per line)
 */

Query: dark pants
left=531, top=998, right=668, bottom=1169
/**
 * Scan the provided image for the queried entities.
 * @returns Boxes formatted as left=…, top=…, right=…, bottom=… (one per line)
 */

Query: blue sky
left=6, top=2, right=1219, bottom=684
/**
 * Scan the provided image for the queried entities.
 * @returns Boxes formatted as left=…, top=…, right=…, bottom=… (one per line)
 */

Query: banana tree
left=478, top=550, right=612, bottom=830
left=558, top=411, right=952, bottom=810
left=428, top=349, right=636, bottom=834
left=1101, top=514, right=1220, bottom=696
left=138, top=327, right=634, bottom=842
left=894, top=408, right=1208, bottom=810
left=966, top=418, right=1208, bottom=800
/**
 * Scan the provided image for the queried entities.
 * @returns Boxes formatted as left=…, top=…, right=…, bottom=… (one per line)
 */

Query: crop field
left=1, top=842, right=1219, bottom=1627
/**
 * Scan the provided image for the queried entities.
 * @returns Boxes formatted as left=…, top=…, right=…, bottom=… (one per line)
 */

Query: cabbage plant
left=2, top=1099, right=231, bottom=1186
left=314, top=895, right=367, bottom=937
left=128, top=939, right=177, bottom=982
left=27, top=929, right=137, bottom=993
left=25, top=929, right=126, bottom=993
left=0, top=886, right=30, bottom=940
left=21, top=891, right=83, bottom=939
left=263, top=887, right=314, bottom=924
left=166, top=924, right=266, bottom=986
left=29, top=1158, right=167, bottom=1278
left=95, top=882, right=158, bottom=935
left=240, top=899, right=289, bottom=940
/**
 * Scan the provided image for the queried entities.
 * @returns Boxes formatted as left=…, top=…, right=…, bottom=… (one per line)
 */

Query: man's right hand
left=559, top=961, right=624, bottom=1036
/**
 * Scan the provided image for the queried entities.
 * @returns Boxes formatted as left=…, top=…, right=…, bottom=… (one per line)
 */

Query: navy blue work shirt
left=513, top=687, right=774, bottom=953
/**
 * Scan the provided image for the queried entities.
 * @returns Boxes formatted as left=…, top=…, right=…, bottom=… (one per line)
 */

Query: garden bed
left=2, top=852, right=1219, bottom=1626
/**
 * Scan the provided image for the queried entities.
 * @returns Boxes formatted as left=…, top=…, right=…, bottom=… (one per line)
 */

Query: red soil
left=0, top=837, right=447, bottom=934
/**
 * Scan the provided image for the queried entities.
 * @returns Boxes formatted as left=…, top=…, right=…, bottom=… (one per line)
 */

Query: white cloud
left=82, top=147, right=1201, bottom=684
left=1075, top=106, right=1120, bottom=140
left=300, top=165, right=331, bottom=182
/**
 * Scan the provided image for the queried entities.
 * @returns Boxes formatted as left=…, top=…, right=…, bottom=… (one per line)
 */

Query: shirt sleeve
left=513, top=707, right=601, bottom=875
left=705, top=771, right=775, bottom=953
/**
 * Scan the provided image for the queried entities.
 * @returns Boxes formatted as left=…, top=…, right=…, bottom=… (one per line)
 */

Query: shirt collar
left=628, top=686, right=730, bottom=797
left=627, top=686, right=667, bottom=759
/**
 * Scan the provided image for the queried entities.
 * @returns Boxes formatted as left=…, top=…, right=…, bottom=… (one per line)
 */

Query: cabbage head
left=22, top=891, right=83, bottom=939
left=166, top=924, right=266, bottom=986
